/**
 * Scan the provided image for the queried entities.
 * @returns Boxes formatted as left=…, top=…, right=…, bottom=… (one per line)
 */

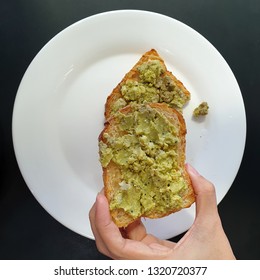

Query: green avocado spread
left=99, top=105, right=188, bottom=219
left=111, top=60, right=190, bottom=114
left=193, top=102, right=209, bottom=117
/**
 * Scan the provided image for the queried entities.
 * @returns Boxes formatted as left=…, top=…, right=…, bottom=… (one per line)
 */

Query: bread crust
left=104, top=49, right=190, bottom=120
left=99, top=103, right=195, bottom=228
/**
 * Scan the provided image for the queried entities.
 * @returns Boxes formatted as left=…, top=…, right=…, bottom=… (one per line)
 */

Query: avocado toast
left=99, top=103, right=194, bottom=228
left=99, top=49, right=195, bottom=228
left=105, top=49, right=190, bottom=120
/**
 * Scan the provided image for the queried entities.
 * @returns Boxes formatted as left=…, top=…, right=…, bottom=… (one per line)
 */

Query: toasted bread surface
left=105, top=49, right=190, bottom=120
left=99, top=103, right=195, bottom=228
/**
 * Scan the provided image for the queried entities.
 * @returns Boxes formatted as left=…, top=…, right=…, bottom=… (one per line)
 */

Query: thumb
left=186, top=164, right=219, bottom=222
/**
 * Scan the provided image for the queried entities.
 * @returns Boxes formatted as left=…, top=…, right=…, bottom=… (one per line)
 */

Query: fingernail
left=186, top=163, right=200, bottom=176
left=96, top=193, right=102, bottom=203
left=96, top=188, right=104, bottom=199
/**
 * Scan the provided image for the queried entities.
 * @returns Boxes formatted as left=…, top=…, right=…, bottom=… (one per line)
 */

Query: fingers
left=89, top=193, right=174, bottom=259
left=186, top=164, right=219, bottom=223
left=125, top=220, right=176, bottom=248
left=124, top=219, right=147, bottom=241
left=89, top=193, right=126, bottom=258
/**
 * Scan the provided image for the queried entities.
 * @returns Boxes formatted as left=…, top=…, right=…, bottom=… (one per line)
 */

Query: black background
left=1, top=0, right=259, bottom=260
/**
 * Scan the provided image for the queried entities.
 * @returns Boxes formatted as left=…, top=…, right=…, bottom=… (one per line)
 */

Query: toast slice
left=99, top=103, right=195, bottom=228
left=105, top=49, right=190, bottom=120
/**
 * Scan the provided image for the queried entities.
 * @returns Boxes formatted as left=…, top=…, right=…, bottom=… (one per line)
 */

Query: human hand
left=89, top=164, right=236, bottom=259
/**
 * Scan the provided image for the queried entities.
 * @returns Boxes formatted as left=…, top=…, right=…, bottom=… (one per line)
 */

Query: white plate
left=12, top=10, right=246, bottom=240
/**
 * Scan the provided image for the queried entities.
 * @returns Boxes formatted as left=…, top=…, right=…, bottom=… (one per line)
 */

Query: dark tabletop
left=1, top=0, right=259, bottom=260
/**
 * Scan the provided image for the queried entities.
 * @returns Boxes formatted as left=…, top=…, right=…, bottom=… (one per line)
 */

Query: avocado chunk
left=193, top=102, right=209, bottom=117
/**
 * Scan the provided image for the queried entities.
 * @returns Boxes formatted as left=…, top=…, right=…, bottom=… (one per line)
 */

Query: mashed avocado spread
left=111, top=60, right=189, bottom=114
left=193, top=102, right=209, bottom=117
left=99, top=105, right=188, bottom=219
